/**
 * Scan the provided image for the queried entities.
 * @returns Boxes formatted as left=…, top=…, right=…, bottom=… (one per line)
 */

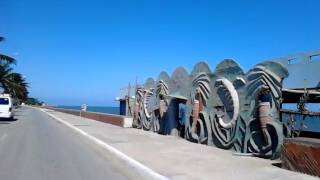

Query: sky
left=0, top=0, right=319, bottom=106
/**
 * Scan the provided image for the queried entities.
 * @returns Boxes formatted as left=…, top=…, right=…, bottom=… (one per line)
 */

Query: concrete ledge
left=42, top=106, right=133, bottom=128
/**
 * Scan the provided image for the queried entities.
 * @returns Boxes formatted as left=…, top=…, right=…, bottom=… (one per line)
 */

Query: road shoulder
left=38, top=107, right=318, bottom=180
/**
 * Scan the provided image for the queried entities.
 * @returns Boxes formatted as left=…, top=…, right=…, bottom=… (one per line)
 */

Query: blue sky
left=0, top=0, right=319, bottom=106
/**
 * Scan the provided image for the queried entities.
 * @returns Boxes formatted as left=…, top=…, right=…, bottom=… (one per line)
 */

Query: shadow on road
left=0, top=122, right=11, bottom=124
left=0, top=117, right=18, bottom=124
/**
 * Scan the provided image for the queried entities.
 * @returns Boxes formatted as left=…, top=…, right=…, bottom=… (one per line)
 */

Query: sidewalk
left=40, top=108, right=317, bottom=180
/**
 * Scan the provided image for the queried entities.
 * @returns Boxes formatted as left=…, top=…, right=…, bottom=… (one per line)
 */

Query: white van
left=0, top=94, right=14, bottom=119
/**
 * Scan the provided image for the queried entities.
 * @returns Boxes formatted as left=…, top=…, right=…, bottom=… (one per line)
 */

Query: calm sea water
left=56, top=105, right=119, bottom=115
left=282, top=104, right=320, bottom=132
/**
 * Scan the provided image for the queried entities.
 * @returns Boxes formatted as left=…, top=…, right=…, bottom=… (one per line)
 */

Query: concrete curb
left=38, top=108, right=169, bottom=180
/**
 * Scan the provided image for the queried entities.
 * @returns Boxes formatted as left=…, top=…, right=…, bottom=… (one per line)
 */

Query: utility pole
left=126, top=82, right=131, bottom=116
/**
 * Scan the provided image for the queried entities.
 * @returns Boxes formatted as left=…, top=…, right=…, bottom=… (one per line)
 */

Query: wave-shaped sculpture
left=215, top=78, right=239, bottom=129
left=185, top=72, right=211, bottom=144
left=132, top=87, right=144, bottom=129
left=130, top=59, right=288, bottom=159
left=239, top=61, right=288, bottom=158
left=142, top=88, right=154, bottom=130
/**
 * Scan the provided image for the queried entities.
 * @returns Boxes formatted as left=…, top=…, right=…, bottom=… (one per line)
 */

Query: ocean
left=282, top=103, right=320, bottom=133
left=56, top=105, right=119, bottom=115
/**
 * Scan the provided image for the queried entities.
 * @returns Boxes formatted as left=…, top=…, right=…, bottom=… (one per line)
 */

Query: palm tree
left=0, top=63, right=29, bottom=102
left=0, top=36, right=28, bottom=102
left=7, top=73, right=29, bottom=102
left=0, top=37, right=16, bottom=64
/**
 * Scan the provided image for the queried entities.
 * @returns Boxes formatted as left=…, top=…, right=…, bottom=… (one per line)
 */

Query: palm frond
left=0, top=66, right=28, bottom=101
left=0, top=54, right=16, bottom=64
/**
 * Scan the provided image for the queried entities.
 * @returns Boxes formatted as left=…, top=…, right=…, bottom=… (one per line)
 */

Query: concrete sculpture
left=131, top=59, right=288, bottom=158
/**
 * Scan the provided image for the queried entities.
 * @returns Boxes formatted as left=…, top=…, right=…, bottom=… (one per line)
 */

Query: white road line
left=38, top=108, right=169, bottom=180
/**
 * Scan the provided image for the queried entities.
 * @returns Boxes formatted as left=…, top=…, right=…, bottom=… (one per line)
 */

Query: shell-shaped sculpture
left=237, top=61, right=289, bottom=158
left=214, top=78, right=239, bottom=129
left=214, top=59, right=244, bottom=78
left=156, top=80, right=169, bottom=99
left=144, top=78, right=155, bottom=89
left=143, top=88, right=154, bottom=119
left=191, top=72, right=211, bottom=106
left=158, top=71, right=171, bottom=83
left=246, top=61, right=288, bottom=103
left=132, top=87, right=144, bottom=128
left=171, top=67, right=189, bottom=94
left=191, top=61, right=211, bottom=75
left=129, top=59, right=289, bottom=159
left=211, top=74, right=241, bottom=148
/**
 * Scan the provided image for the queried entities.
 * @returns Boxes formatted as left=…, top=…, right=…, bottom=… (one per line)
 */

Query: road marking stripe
left=38, top=108, right=169, bottom=180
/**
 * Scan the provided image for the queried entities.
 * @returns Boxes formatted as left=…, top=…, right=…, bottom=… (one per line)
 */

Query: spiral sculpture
left=130, top=59, right=288, bottom=159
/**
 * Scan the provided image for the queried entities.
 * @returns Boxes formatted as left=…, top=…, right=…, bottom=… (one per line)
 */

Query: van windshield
left=0, top=98, right=9, bottom=105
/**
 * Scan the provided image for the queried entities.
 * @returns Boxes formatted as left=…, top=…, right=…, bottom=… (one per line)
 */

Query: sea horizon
left=56, top=105, right=119, bottom=115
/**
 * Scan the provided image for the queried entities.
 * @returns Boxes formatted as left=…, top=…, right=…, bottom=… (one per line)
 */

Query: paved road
left=0, top=107, right=129, bottom=180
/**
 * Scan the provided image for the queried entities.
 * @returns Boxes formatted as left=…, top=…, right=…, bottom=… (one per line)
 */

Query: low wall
left=43, top=106, right=133, bottom=128
left=281, top=138, right=320, bottom=177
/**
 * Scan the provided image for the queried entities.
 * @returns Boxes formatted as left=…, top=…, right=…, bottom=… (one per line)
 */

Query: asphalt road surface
left=0, top=106, right=130, bottom=180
